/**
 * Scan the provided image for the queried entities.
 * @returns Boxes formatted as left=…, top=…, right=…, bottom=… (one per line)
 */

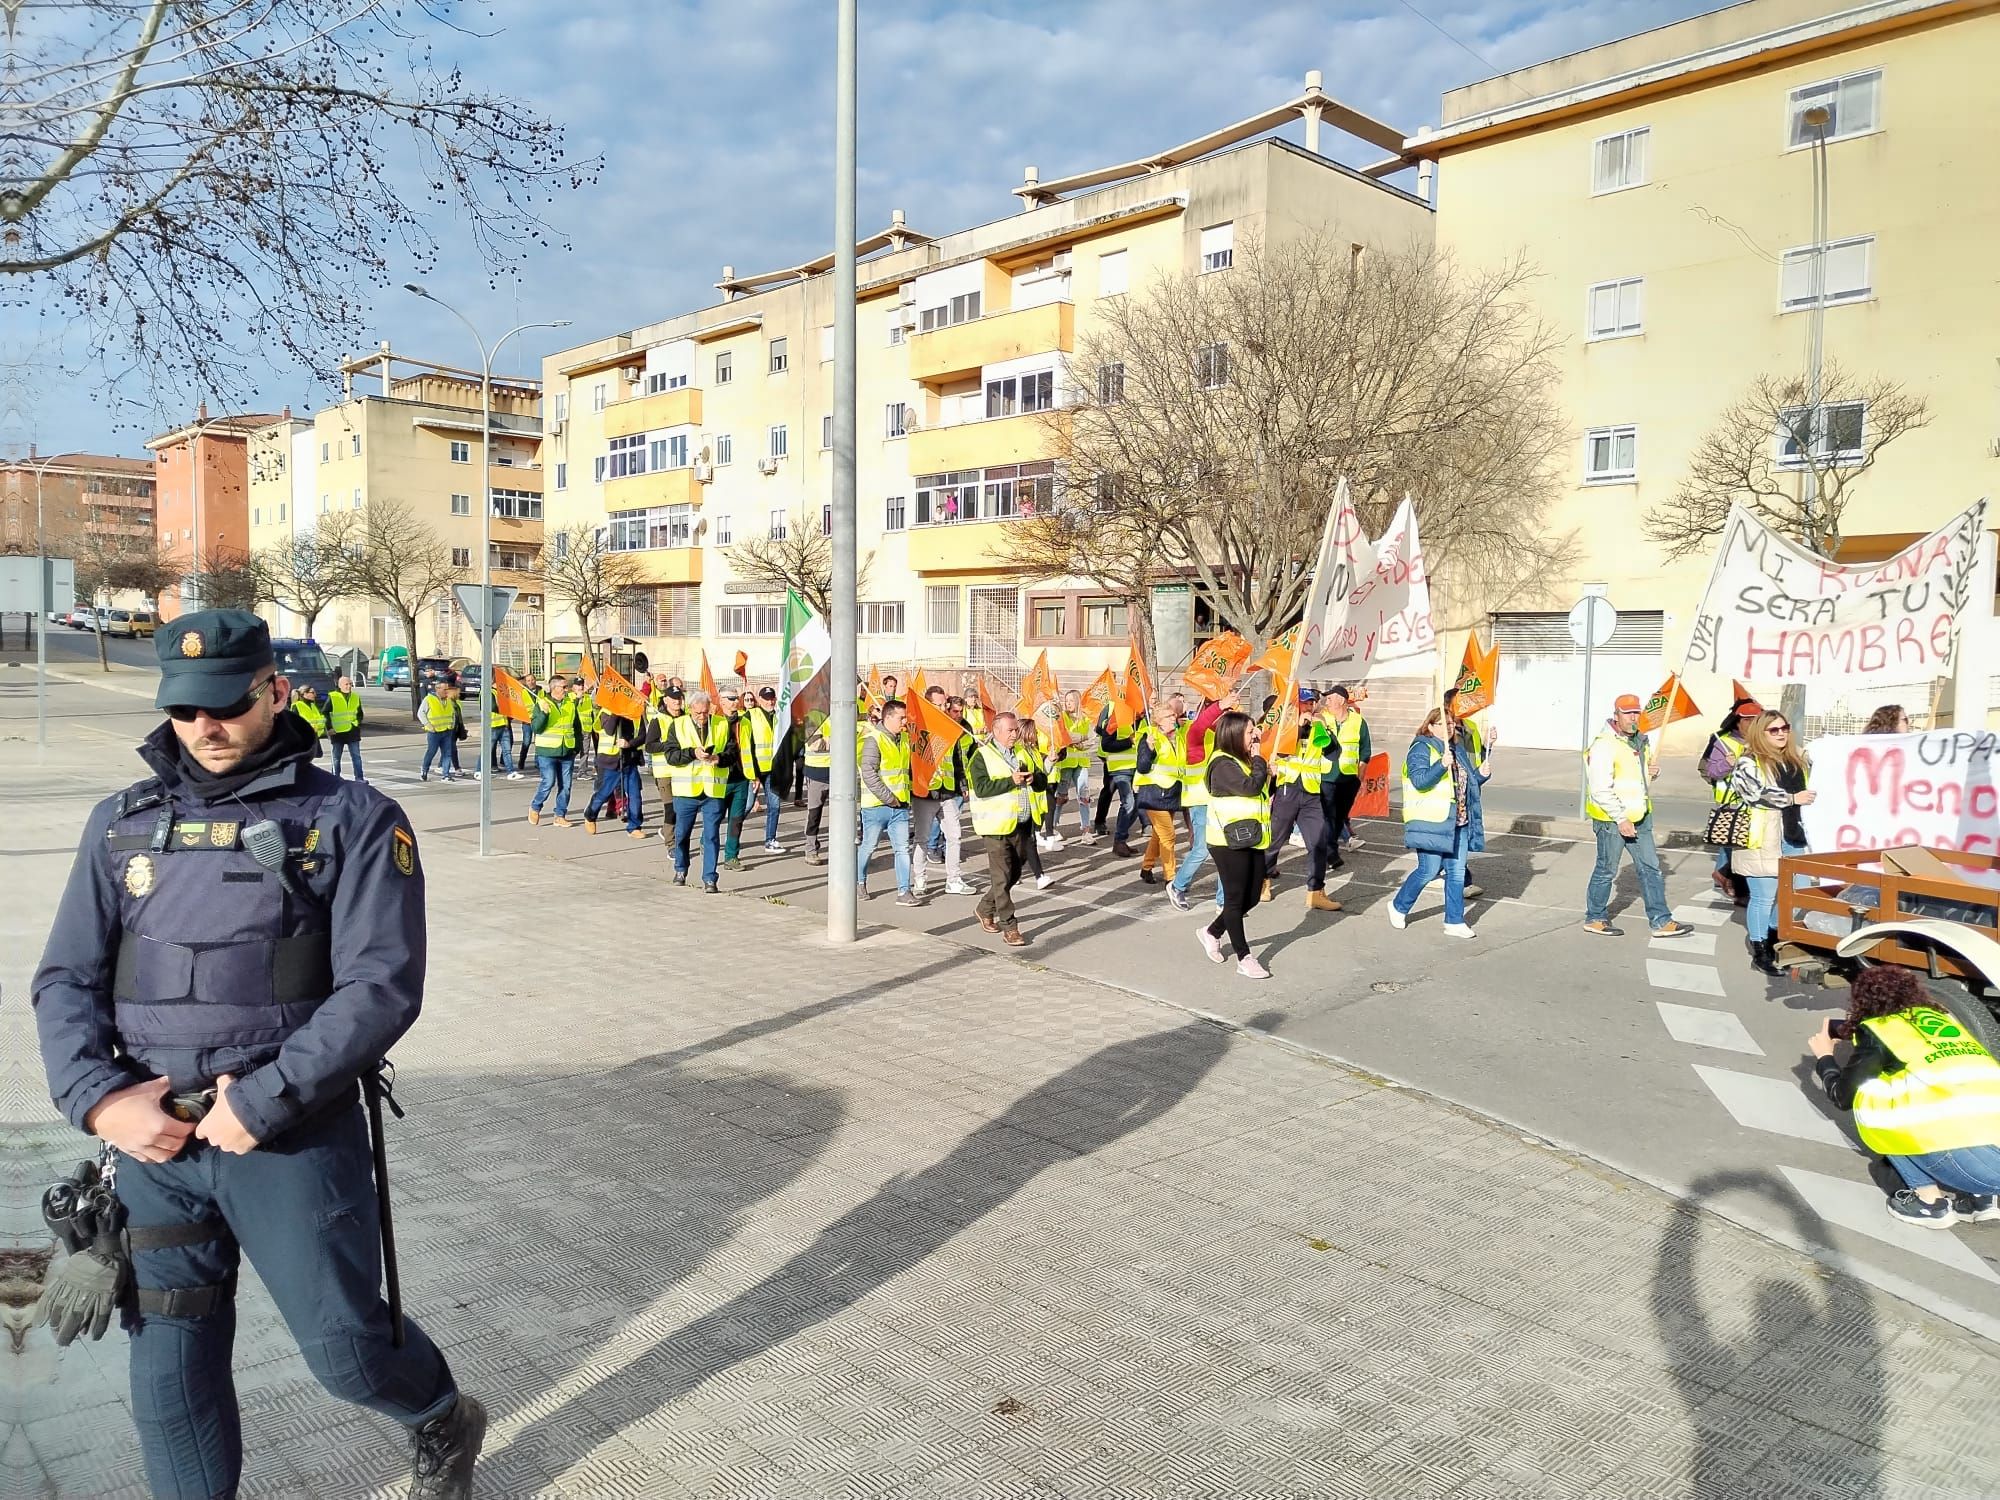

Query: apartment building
left=1407, top=0, right=2000, bottom=746
left=245, top=348, right=547, bottom=663
left=2, top=448, right=155, bottom=557
left=146, top=408, right=282, bottom=622
left=542, top=76, right=1434, bottom=682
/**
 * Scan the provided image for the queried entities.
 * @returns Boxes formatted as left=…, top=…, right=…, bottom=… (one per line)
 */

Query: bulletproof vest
left=101, top=776, right=339, bottom=1076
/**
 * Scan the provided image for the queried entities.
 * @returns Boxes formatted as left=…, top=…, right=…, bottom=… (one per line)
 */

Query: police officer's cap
left=156, top=609, right=275, bottom=711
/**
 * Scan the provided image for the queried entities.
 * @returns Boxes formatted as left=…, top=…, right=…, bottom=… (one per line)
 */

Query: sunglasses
left=1769, top=724, right=1792, bottom=734
left=164, top=678, right=273, bottom=723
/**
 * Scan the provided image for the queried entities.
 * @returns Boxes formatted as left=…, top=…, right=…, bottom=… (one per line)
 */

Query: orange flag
left=700, top=650, right=721, bottom=704
left=1249, top=624, right=1303, bottom=676
left=907, top=688, right=965, bottom=799
left=1112, top=669, right=1146, bottom=733
left=1731, top=678, right=1758, bottom=707
left=1453, top=634, right=1499, bottom=716
left=493, top=666, right=534, bottom=723
left=1081, top=668, right=1116, bottom=724
left=864, top=662, right=884, bottom=711
left=577, top=652, right=599, bottom=688
left=1124, top=635, right=1154, bottom=708
left=1258, top=632, right=1304, bottom=757
left=1638, top=675, right=1701, bottom=733
left=733, top=650, right=749, bottom=679
left=1184, top=632, right=1252, bottom=700
left=976, top=673, right=998, bottom=724
left=1016, top=649, right=1057, bottom=721
left=1352, top=752, right=1393, bottom=819
left=1041, top=704, right=1073, bottom=755
left=595, top=663, right=648, bottom=724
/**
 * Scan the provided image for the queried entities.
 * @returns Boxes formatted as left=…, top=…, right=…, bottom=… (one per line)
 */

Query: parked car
left=103, top=608, right=157, bottom=639
left=380, top=656, right=411, bottom=689
left=269, top=638, right=337, bottom=703
left=65, top=608, right=97, bottom=630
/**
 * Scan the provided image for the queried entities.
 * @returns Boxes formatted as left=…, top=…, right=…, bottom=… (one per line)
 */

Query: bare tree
left=726, top=508, right=871, bottom=621
left=185, top=543, right=261, bottom=611
left=252, top=511, right=358, bottom=636
left=1003, top=473, right=1174, bottom=676
left=1644, top=364, right=1931, bottom=559
left=61, top=525, right=183, bottom=670
left=349, top=501, right=463, bottom=717
left=1013, top=232, right=1571, bottom=653
left=538, top=523, right=643, bottom=644
left=9, top=1, right=596, bottom=413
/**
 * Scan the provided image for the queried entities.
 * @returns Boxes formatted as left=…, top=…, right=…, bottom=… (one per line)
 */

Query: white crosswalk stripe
left=1647, top=959, right=1726, bottom=996
left=1652, top=929, right=1718, bottom=955
left=1656, top=1002, right=1763, bottom=1055
left=1692, top=1064, right=1856, bottom=1150
left=1672, top=903, right=1735, bottom=928
left=1780, top=1166, right=2000, bottom=1282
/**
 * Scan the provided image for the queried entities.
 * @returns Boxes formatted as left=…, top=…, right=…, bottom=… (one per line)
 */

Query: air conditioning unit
left=692, top=459, right=713, bottom=483
left=549, top=419, right=565, bottom=437
left=757, top=457, right=779, bottom=475
left=1052, top=250, right=1072, bottom=272
left=619, top=365, right=642, bottom=383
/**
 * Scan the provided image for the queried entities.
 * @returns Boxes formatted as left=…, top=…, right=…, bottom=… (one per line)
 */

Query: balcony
left=602, top=387, right=702, bottom=439
left=907, top=301, right=1074, bottom=384
left=603, top=466, right=702, bottom=510
left=619, top=547, right=703, bottom=586
left=908, top=409, right=1066, bottom=475
left=907, top=518, right=1019, bottom=574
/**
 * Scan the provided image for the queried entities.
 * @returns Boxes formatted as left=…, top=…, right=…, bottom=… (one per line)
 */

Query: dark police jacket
left=33, top=714, right=426, bottom=1145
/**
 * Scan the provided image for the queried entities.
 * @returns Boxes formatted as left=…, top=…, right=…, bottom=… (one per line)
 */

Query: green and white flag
left=773, top=588, right=832, bottom=728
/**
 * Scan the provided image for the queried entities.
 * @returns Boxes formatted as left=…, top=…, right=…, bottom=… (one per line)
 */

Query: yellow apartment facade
left=1408, top=0, right=2000, bottom=747
left=541, top=78, right=1434, bottom=685
left=246, top=349, right=546, bottom=666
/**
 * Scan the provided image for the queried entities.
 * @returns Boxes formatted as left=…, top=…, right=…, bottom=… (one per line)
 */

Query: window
left=915, top=469, right=979, bottom=525
left=451, top=547, right=472, bottom=568
left=1779, top=237, right=1874, bottom=310
left=593, top=456, right=606, bottom=483
left=320, top=494, right=330, bottom=515
left=860, top=602, right=905, bottom=636
left=253, top=507, right=262, bottom=525
left=351, top=488, right=362, bottom=510
left=714, top=434, right=733, bottom=466
left=1097, top=361, right=1125, bottom=404
left=489, top=545, right=536, bottom=572
left=767, top=425, right=788, bottom=460
left=651, top=505, right=694, bottom=548
left=718, top=604, right=783, bottom=636
left=1592, top=127, right=1649, bottom=194
left=768, top=337, right=789, bottom=374
left=645, top=371, right=688, bottom=394
left=491, top=489, right=543, bottom=520
left=1789, top=70, right=1881, bottom=147
left=768, top=509, right=788, bottom=540
left=1587, top=277, right=1645, bottom=339
left=449, top=440, right=471, bottom=464
left=822, top=414, right=834, bottom=450
left=1032, top=599, right=1068, bottom=638
left=1778, top=401, right=1866, bottom=467
left=553, top=392, right=568, bottom=424
left=1099, top=249, right=1129, bottom=297
left=1584, top=425, right=1638, bottom=482
left=1195, top=342, right=1230, bottom=389
left=605, top=511, right=648, bottom=551
left=926, top=585, right=960, bottom=635
left=885, top=495, right=907, bottom=531
left=887, top=310, right=906, bottom=346
left=553, top=531, right=570, bottom=561
left=350, top=434, right=361, bottom=456
left=592, top=383, right=607, bottom=411
left=818, top=503, right=831, bottom=537
left=918, top=290, right=981, bottom=333
left=1200, top=222, right=1234, bottom=273
left=715, top=351, right=733, bottom=385
left=320, top=442, right=329, bottom=463
left=605, top=433, right=647, bottom=479
left=555, top=462, right=567, bottom=489
left=277, top=503, right=285, bottom=521
left=986, top=370, right=1054, bottom=419
left=650, top=434, right=688, bottom=470
left=1083, top=599, right=1128, bottom=639
left=713, top=513, right=731, bottom=545
left=820, top=325, right=834, bottom=363
left=884, top=402, right=910, bottom=438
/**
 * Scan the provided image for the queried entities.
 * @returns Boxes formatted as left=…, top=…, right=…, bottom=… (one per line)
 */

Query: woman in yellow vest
left=1388, top=705, right=1489, bottom=938
left=1195, top=711, right=1274, bottom=979
left=1698, top=694, right=1763, bottom=905
left=1812, top=964, right=2000, bottom=1228
left=1729, top=710, right=1816, bottom=977
left=418, top=678, right=461, bottom=783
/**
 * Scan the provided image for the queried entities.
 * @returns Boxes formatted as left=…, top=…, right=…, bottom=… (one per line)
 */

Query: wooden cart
left=1778, top=845, right=2000, bottom=984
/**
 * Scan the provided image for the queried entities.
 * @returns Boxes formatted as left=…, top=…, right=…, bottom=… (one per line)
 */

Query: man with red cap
left=1583, top=693, right=1694, bottom=940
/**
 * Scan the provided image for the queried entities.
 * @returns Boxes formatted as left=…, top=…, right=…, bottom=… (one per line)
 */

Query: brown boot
left=527, top=808, right=541, bottom=826
left=553, top=817, right=574, bottom=827
left=1003, top=928, right=1027, bottom=946
left=1112, top=840, right=1138, bottom=858
left=1261, top=879, right=1274, bottom=902
left=978, top=914, right=1001, bottom=934
left=585, top=819, right=599, bottom=835
left=1306, top=889, right=1343, bottom=913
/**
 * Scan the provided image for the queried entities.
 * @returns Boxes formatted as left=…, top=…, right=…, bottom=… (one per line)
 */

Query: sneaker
left=628, top=829, right=649, bottom=840
left=1197, top=926, right=1226, bottom=964
left=1139, top=868, right=1158, bottom=885
left=1167, top=887, right=1191, bottom=912
left=1463, top=883, right=1485, bottom=901
left=1650, top=921, right=1695, bottom=940
left=1236, top=956, right=1272, bottom=980
left=1045, top=833, right=1066, bottom=850
left=672, top=871, right=688, bottom=886
left=507, top=771, right=524, bottom=781
left=409, top=1392, right=485, bottom=1500
left=703, top=879, right=720, bottom=893
left=1582, top=919, right=1623, bottom=937
left=552, top=817, right=574, bottom=828
left=1887, top=1189, right=1961, bottom=1229
left=1388, top=906, right=1407, bottom=930
left=1077, top=830, right=1098, bottom=846
left=1346, top=835, right=1365, bottom=850
left=1035, top=873, right=1055, bottom=889
left=806, top=850, right=824, bottom=866
left=764, top=841, right=787, bottom=854
left=1955, top=1193, right=2000, bottom=1223
left=527, top=809, right=541, bottom=826
left=724, top=857, right=745, bottom=872
left=946, top=879, right=976, bottom=896
left=1035, top=833, right=1054, bottom=851
left=419, top=773, right=429, bottom=782
left=1443, top=922, right=1477, bottom=939
left=895, top=892, right=924, bottom=908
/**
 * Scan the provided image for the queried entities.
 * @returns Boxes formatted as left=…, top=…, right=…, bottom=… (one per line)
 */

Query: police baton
left=362, top=1062, right=405, bottom=1349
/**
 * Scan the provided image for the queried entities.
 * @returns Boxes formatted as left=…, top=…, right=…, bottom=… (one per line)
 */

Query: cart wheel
left=1895, top=947, right=2000, bottom=1059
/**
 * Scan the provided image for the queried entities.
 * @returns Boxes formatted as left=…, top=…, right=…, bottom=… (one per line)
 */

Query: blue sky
left=47, top=0, right=1717, bottom=456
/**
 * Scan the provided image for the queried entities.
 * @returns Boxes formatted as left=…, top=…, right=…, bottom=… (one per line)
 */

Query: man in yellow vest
left=1264, top=689, right=1342, bottom=914
left=484, top=682, right=521, bottom=782
left=575, top=685, right=601, bottom=781
left=582, top=703, right=647, bottom=839
left=526, top=674, right=579, bottom=826
left=965, top=711, right=1044, bottom=946
left=641, top=683, right=686, bottom=820
left=1584, top=693, right=1693, bottom=940
left=418, top=678, right=461, bottom=783
left=727, top=685, right=788, bottom=859
left=1134, top=697, right=1187, bottom=888
left=858, top=698, right=923, bottom=906
left=1316, top=686, right=1369, bottom=869
left=326, top=672, right=365, bottom=781
left=512, top=671, right=544, bottom=774
left=663, top=689, right=733, bottom=890
left=1091, top=699, right=1142, bottom=856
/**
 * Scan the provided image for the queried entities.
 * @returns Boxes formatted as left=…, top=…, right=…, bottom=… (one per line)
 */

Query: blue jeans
left=1744, top=839, right=1809, bottom=941
left=1173, top=805, right=1211, bottom=895
left=858, top=804, right=912, bottom=894
left=763, top=771, right=785, bottom=845
left=489, top=723, right=514, bottom=769
left=531, top=754, right=574, bottom=816
left=1587, top=815, right=1672, bottom=928
left=586, top=763, right=644, bottom=829
left=1889, top=1143, right=2000, bottom=1195
left=329, top=733, right=363, bottom=780
left=1394, top=837, right=1468, bottom=924
left=722, top=778, right=753, bottom=860
left=673, top=794, right=724, bottom=883
left=420, top=729, right=455, bottom=777
left=1100, top=770, right=1137, bottom=841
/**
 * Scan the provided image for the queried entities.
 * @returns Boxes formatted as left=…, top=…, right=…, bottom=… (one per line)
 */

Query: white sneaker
left=1035, top=873, right=1055, bottom=889
left=507, top=771, right=524, bottom=781
left=1035, top=833, right=1054, bottom=851
left=764, top=841, right=787, bottom=853
left=913, top=881, right=928, bottom=897
left=946, top=879, right=976, bottom=896
left=1045, top=833, right=1066, bottom=850
left=1388, top=906, right=1407, bottom=930
left=1443, top=922, right=1478, bottom=939
left=1197, top=926, right=1226, bottom=964
left=1236, top=956, right=1272, bottom=980
left=1346, top=835, right=1365, bottom=849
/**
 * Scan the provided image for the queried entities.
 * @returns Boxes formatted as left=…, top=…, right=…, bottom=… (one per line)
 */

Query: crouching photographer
left=1810, top=965, right=2000, bottom=1229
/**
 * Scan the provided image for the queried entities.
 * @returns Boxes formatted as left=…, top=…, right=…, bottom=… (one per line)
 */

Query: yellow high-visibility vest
left=670, top=715, right=730, bottom=799
left=292, top=699, right=328, bottom=736
left=1401, top=738, right=1455, bottom=828
left=1334, top=712, right=1366, bottom=776
left=533, top=696, right=578, bottom=753
left=861, top=728, right=911, bottom=808
left=1203, top=753, right=1271, bottom=849
left=1584, top=728, right=1651, bottom=823
left=326, top=690, right=361, bottom=735
left=969, top=743, right=1034, bottom=835
left=1853, top=1008, right=2000, bottom=1156
left=420, top=693, right=454, bottom=733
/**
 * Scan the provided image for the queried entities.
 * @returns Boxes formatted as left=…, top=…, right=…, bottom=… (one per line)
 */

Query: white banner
left=1802, top=730, right=2000, bottom=855
left=1299, top=489, right=1437, bottom=680
left=1686, top=499, right=1988, bottom=684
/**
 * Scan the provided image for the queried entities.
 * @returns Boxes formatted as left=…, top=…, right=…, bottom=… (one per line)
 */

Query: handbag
left=1703, top=803, right=1754, bottom=849
left=1223, top=817, right=1263, bottom=850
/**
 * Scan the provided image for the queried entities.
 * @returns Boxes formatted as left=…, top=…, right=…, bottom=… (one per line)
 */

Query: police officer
left=31, top=610, right=483, bottom=1499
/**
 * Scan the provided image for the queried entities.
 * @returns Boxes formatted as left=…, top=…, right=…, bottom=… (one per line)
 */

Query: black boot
left=410, top=1393, right=485, bottom=1499
left=1750, top=938, right=1781, bottom=976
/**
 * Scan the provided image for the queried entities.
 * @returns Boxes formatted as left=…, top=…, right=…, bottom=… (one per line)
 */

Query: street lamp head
left=403, top=282, right=429, bottom=297
left=1802, top=104, right=1832, bottom=131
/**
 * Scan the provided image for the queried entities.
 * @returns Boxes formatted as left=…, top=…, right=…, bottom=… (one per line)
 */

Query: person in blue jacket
left=30, top=610, right=483, bottom=1500
left=1387, top=703, right=1489, bottom=938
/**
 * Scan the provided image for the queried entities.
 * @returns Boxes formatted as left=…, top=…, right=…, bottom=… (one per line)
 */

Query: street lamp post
left=31, top=451, right=63, bottom=749
left=404, top=285, right=570, bottom=856
left=827, top=0, right=859, bottom=943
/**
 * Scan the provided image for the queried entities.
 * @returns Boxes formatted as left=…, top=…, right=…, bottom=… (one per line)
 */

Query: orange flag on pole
left=907, top=688, right=966, bottom=799
left=1113, top=669, right=1147, bottom=733
left=1453, top=634, right=1499, bottom=716
left=1258, top=632, right=1305, bottom=757
left=1015, top=649, right=1057, bottom=721
left=1249, top=624, right=1303, bottom=676
left=1352, top=752, right=1393, bottom=819
left=733, top=650, right=749, bottom=679
left=1184, top=632, right=1252, bottom=700
left=1125, top=634, right=1154, bottom=708
left=700, top=650, right=721, bottom=704
left=1081, top=668, right=1116, bottom=724
left=1731, top=678, right=1758, bottom=707
left=493, top=666, right=534, bottom=723
left=577, top=652, right=599, bottom=689
left=595, top=663, right=648, bottom=724
left=864, top=662, right=884, bottom=711
left=976, top=673, right=998, bottom=724
left=1638, top=675, right=1702, bottom=733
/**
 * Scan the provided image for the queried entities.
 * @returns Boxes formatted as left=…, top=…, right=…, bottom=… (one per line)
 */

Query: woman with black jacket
left=1196, top=711, right=1274, bottom=980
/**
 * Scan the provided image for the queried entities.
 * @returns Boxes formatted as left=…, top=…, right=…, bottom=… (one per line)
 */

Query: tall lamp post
left=1801, top=102, right=1832, bottom=543
left=827, top=0, right=859, bottom=942
left=31, top=450, right=63, bottom=749
left=404, top=284, right=570, bottom=857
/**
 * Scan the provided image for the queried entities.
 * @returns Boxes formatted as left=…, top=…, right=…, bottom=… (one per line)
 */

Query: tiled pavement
left=11, top=741, right=2000, bottom=1496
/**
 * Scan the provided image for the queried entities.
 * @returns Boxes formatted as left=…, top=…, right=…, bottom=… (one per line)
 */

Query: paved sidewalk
left=8, top=725, right=2000, bottom=1497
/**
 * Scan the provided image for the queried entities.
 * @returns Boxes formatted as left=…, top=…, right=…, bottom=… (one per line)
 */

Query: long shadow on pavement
left=495, top=1009, right=1282, bottom=1484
